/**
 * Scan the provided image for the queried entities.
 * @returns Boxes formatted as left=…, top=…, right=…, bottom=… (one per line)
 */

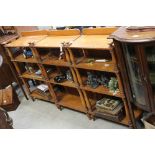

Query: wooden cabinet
left=5, top=27, right=139, bottom=128
left=111, top=27, right=155, bottom=112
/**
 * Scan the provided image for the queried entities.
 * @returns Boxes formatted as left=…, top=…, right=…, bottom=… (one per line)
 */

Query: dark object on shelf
left=86, top=71, right=99, bottom=89
left=23, top=49, right=33, bottom=59
left=0, top=85, right=20, bottom=111
left=54, top=74, right=66, bottom=83
left=0, top=29, right=4, bottom=36
left=0, top=107, right=13, bottom=129
left=98, top=74, right=109, bottom=87
left=66, top=70, right=73, bottom=81
left=53, top=85, right=65, bottom=93
left=142, top=112, right=155, bottom=129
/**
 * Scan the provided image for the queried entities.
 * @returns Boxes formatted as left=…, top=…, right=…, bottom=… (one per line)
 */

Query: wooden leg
left=56, top=103, right=63, bottom=111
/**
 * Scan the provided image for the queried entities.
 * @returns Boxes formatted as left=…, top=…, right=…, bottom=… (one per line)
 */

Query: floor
left=8, top=91, right=127, bottom=129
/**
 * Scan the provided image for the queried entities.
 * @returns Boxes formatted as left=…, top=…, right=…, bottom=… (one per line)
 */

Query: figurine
left=98, top=74, right=109, bottom=87
left=23, top=48, right=33, bottom=59
left=108, top=77, right=119, bottom=93
left=59, top=42, right=65, bottom=60
left=66, top=70, right=73, bottom=81
left=35, top=69, right=42, bottom=75
left=86, top=72, right=99, bottom=89
left=54, top=74, right=66, bottom=83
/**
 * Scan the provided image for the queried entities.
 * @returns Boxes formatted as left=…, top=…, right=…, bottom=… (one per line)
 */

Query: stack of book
left=95, top=98, right=124, bottom=121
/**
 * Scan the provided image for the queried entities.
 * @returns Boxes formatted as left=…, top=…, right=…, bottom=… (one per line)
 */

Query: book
left=37, top=84, right=48, bottom=92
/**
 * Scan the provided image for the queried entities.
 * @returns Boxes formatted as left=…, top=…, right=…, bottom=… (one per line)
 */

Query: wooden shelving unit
left=67, top=28, right=141, bottom=127
left=5, top=29, right=88, bottom=116
left=5, top=28, right=140, bottom=127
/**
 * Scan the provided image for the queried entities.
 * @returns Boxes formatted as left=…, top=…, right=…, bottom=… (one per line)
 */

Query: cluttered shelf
left=81, top=85, right=124, bottom=98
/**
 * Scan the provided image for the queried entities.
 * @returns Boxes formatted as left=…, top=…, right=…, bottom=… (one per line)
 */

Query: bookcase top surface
left=34, top=35, right=80, bottom=48
left=6, top=35, right=47, bottom=47
left=70, top=35, right=112, bottom=49
left=110, top=26, right=155, bottom=43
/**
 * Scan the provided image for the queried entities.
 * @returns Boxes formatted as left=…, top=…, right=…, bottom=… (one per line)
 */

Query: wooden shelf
left=6, top=35, right=47, bottom=47
left=20, top=71, right=45, bottom=81
left=81, top=85, right=124, bottom=98
left=12, top=54, right=38, bottom=63
left=31, top=89, right=53, bottom=102
left=70, top=35, right=112, bottom=49
left=75, top=61, right=117, bottom=72
left=93, top=108, right=142, bottom=126
left=58, top=94, right=86, bottom=113
left=43, top=57, right=70, bottom=66
left=51, top=79, right=77, bottom=88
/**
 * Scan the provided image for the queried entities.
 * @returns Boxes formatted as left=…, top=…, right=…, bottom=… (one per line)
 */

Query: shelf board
left=6, top=35, right=47, bottom=47
left=31, top=89, right=54, bottom=102
left=81, top=85, right=124, bottom=98
left=48, top=72, right=77, bottom=88
left=75, top=61, right=117, bottom=72
left=12, top=54, right=38, bottom=63
left=20, top=71, right=45, bottom=81
left=58, top=94, right=86, bottom=113
left=70, top=35, right=112, bottom=49
left=93, top=108, right=142, bottom=126
left=50, top=79, right=77, bottom=88
left=43, top=58, right=70, bottom=66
